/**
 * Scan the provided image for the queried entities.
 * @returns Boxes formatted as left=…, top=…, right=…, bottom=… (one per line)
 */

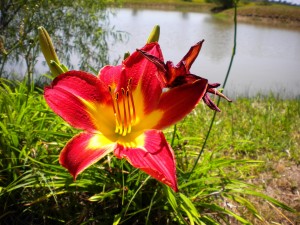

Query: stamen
left=127, top=79, right=136, bottom=124
left=126, top=90, right=132, bottom=134
left=121, top=88, right=128, bottom=136
left=110, top=78, right=136, bottom=136
left=108, top=86, right=120, bottom=133
left=115, top=92, right=123, bottom=134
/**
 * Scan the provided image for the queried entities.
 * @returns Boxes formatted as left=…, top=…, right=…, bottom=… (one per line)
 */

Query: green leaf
left=112, top=213, right=122, bottom=225
left=88, top=189, right=120, bottom=202
left=164, top=186, right=187, bottom=225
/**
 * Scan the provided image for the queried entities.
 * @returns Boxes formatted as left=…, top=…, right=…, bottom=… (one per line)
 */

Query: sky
left=270, top=0, right=300, bottom=5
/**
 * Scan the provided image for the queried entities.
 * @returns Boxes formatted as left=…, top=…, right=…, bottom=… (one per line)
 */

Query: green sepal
left=50, top=60, right=66, bottom=77
left=60, top=63, right=69, bottom=73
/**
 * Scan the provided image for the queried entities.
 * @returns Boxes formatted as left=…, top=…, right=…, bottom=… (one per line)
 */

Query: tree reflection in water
left=0, top=0, right=126, bottom=83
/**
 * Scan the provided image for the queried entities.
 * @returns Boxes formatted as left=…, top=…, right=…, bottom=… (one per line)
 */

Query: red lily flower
left=137, top=40, right=231, bottom=112
left=44, top=42, right=208, bottom=192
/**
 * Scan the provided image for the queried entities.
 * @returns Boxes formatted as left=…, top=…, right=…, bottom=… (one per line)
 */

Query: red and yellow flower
left=44, top=42, right=210, bottom=192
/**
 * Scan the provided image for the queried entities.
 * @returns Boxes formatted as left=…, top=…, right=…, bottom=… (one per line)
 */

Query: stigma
left=109, top=78, right=136, bottom=136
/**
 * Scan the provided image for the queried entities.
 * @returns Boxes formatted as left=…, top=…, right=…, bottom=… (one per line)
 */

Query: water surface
left=108, top=8, right=300, bottom=98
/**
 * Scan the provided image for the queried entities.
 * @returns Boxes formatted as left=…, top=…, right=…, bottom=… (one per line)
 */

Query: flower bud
left=147, top=25, right=160, bottom=43
left=38, top=26, right=67, bottom=77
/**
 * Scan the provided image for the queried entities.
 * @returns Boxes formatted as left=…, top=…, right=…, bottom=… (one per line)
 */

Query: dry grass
left=249, top=161, right=300, bottom=224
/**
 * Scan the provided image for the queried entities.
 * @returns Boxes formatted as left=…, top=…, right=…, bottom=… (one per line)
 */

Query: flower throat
left=109, top=78, right=136, bottom=136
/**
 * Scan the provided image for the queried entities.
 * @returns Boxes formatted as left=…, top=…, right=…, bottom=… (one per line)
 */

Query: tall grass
left=0, top=78, right=298, bottom=224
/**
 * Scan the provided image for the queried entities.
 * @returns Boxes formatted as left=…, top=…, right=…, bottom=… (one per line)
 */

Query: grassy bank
left=219, top=3, right=300, bottom=28
left=0, top=79, right=299, bottom=224
left=120, top=0, right=214, bottom=12
left=120, top=0, right=300, bottom=28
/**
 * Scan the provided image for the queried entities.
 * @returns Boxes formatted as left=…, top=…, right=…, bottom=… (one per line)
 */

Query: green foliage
left=0, top=79, right=298, bottom=224
left=0, top=0, right=125, bottom=80
left=206, top=0, right=235, bottom=9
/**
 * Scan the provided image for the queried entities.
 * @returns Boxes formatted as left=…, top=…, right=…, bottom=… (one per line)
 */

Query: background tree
left=0, top=0, right=124, bottom=81
left=206, top=0, right=235, bottom=10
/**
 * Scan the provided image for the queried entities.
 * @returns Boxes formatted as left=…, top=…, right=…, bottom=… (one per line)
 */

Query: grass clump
left=0, top=79, right=298, bottom=224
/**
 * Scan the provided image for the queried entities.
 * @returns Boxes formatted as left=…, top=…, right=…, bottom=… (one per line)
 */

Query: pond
left=4, top=7, right=300, bottom=98
left=108, top=8, right=300, bottom=98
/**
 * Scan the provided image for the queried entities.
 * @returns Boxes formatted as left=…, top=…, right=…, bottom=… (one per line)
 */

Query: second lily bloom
left=138, top=40, right=231, bottom=112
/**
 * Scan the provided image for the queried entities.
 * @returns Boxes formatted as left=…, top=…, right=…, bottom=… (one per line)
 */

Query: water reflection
left=108, top=8, right=300, bottom=98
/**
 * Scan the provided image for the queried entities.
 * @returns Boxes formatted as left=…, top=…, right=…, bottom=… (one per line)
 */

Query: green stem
left=171, top=124, right=177, bottom=147
left=188, top=1, right=238, bottom=178
left=145, top=189, right=158, bottom=225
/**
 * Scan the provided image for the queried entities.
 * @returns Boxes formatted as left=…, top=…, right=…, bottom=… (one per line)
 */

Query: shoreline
left=220, top=4, right=300, bottom=29
left=120, top=2, right=300, bottom=29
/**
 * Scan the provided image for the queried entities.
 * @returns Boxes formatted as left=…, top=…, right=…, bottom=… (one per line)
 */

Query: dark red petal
left=114, top=130, right=178, bottom=192
left=59, top=132, right=116, bottom=179
left=137, top=49, right=168, bottom=86
left=179, top=40, right=204, bottom=71
left=136, top=49, right=166, bottom=73
left=154, top=79, right=208, bottom=130
left=203, top=94, right=221, bottom=112
left=165, top=61, right=188, bottom=86
left=207, top=87, right=232, bottom=103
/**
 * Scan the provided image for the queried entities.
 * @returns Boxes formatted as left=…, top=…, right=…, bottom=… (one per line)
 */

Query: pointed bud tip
left=147, top=25, right=160, bottom=44
left=123, top=51, right=130, bottom=60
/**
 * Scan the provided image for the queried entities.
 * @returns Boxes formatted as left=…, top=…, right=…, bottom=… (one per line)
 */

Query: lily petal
left=154, top=79, right=208, bottom=130
left=203, top=94, right=221, bottom=112
left=114, top=130, right=178, bottom=192
left=98, top=65, right=124, bottom=91
left=59, top=132, right=116, bottom=179
left=44, top=71, right=111, bottom=132
left=125, top=43, right=165, bottom=114
left=179, top=40, right=204, bottom=71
